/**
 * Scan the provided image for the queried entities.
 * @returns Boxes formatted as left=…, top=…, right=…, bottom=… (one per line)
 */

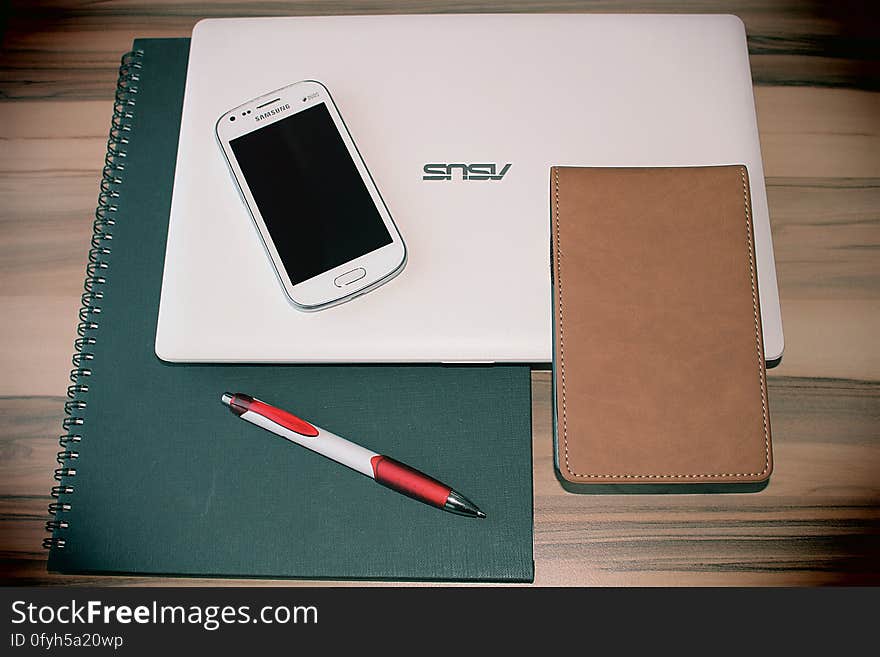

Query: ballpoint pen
left=220, top=392, right=486, bottom=519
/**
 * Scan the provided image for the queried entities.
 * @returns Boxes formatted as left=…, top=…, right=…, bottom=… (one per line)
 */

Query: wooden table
left=1, top=1, right=878, bottom=586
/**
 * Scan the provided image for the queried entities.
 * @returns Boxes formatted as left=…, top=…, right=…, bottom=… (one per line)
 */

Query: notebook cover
left=550, top=166, right=772, bottom=485
left=45, top=38, right=534, bottom=582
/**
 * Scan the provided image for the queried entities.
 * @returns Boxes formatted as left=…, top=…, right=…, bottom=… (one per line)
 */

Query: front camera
left=230, top=116, right=235, bottom=121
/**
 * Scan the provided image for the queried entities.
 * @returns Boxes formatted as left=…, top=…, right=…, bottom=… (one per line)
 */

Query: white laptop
left=156, top=14, right=784, bottom=364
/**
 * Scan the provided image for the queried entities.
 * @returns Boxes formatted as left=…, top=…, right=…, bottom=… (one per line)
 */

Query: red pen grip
left=370, top=456, right=451, bottom=508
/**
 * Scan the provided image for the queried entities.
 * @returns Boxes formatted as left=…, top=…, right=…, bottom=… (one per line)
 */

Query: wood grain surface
left=1, top=0, right=878, bottom=586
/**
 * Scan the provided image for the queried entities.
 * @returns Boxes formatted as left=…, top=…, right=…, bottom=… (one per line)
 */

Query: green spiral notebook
left=45, top=38, right=534, bottom=582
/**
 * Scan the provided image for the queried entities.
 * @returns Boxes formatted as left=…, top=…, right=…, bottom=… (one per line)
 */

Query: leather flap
left=551, top=166, right=772, bottom=484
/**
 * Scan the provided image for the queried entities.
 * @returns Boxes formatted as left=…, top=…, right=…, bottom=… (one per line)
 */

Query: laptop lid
left=156, top=13, right=783, bottom=363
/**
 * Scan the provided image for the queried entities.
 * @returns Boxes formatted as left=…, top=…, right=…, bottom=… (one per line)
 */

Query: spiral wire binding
left=43, top=49, right=144, bottom=551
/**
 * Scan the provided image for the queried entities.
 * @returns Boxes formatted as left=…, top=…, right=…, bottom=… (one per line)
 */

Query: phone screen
left=229, top=103, right=393, bottom=285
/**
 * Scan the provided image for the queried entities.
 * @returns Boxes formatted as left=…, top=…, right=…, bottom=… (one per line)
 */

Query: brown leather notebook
left=551, top=166, right=772, bottom=485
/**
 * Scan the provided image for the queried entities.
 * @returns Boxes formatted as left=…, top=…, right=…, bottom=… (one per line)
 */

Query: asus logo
left=255, top=104, right=290, bottom=122
left=423, top=163, right=512, bottom=181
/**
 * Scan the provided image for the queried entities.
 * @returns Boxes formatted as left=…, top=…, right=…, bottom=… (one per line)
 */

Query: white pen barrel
left=241, top=410, right=378, bottom=477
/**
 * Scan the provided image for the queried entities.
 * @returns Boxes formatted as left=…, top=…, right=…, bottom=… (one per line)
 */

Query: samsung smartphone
left=216, top=80, right=406, bottom=310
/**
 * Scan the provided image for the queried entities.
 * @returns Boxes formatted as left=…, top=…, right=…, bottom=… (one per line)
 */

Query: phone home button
left=334, top=267, right=367, bottom=287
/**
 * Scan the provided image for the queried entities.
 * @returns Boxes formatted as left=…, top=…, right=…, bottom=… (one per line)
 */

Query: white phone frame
left=215, top=80, right=407, bottom=311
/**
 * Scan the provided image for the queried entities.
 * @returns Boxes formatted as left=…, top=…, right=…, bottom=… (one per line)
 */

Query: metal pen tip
left=221, top=392, right=233, bottom=407
left=444, top=490, right=486, bottom=519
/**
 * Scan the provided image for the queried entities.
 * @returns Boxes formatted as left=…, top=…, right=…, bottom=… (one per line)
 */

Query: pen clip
left=231, top=393, right=319, bottom=438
